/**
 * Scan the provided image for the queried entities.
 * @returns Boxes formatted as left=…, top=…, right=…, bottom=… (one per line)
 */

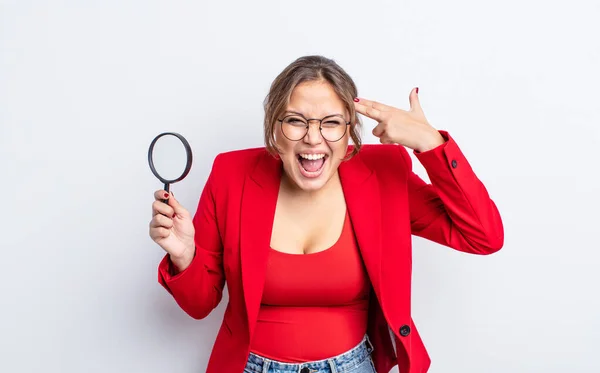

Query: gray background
left=1, top=1, right=599, bottom=372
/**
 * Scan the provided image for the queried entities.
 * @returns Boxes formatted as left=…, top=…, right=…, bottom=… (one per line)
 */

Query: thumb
left=409, top=87, right=422, bottom=113
left=168, top=192, right=188, bottom=215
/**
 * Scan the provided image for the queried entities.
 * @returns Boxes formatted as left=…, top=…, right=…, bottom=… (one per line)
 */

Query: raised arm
left=156, top=154, right=226, bottom=319
left=402, top=130, right=504, bottom=254
left=353, top=90, right=503, bottom=254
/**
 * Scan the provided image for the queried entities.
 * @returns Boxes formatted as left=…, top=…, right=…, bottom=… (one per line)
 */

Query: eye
left=283, top=116, right=307, bottom=126
left=322, top=118, right=344, bottom=128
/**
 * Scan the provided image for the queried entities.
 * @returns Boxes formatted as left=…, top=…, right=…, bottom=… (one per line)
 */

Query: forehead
left=286, top=80, right=347, bottom=117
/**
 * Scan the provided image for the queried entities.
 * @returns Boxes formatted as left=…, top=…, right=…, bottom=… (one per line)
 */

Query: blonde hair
left=263, top=55, right=362, bottom=159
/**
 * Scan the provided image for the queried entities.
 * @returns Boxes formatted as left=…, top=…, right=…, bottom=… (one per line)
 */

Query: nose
left=303, top=120, right=323, bottom=145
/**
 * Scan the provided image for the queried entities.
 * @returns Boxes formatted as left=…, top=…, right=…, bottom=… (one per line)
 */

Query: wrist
left=415, top=129, right=445, bottom=153
left=170, top=247, right=195, bottom=273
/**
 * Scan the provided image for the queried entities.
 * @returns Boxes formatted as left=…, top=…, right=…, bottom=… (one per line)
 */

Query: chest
left=269, top=186, right=347, bottom=255
left=262, top=212, right=371, bottom=306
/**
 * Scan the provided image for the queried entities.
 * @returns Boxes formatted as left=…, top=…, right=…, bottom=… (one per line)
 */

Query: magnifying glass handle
left=162, top=183, right=170, bottom=204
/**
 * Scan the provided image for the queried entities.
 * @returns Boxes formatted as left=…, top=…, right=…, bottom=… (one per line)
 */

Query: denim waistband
left=245, top=334, right=374, bottom=373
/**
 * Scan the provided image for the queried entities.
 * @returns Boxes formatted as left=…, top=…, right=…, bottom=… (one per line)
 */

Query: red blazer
left=157, top=130, right=504, bottom=373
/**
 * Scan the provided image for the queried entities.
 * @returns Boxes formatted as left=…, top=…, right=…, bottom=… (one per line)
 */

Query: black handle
left=162, top=182, right=170, bottom=204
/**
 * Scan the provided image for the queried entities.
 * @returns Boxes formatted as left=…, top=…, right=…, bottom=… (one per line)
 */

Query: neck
left=280, top=171, right=341, bottom=202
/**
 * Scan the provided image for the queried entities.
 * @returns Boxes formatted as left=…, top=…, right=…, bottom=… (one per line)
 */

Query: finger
left=150, top=226, right=170, bottom=240
left=154, top=189, right=171, bottom=201
left=150, top=213, right=174, bottom=229
left=152, top=199, right=174, bottom=217
left=354, top=101, right=385, bottom=122
left=355, top=98, right=394, bottom=112
left=167, top=192, right=189, bottom=216
left=372, top=123, right=386, bottom=138
left=409, top=87, right=423, bottom=113
left=379, top=135, right=394, bottom=144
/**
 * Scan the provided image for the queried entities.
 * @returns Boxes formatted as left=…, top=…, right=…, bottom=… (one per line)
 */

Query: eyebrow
left=283, top=110, right=345, bottom=118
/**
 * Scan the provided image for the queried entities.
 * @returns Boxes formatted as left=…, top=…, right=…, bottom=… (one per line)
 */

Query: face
left=274, top=80, right=351, bottom=192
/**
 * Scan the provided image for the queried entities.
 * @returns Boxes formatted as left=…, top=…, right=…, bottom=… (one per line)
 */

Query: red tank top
left=249, top=211, right=371, bottom=362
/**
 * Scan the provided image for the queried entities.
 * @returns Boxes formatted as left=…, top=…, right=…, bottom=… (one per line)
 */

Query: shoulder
left=207, top=146, right=271, bottom=183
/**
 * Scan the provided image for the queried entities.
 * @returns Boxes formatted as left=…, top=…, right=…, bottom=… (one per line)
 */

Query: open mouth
left=296, top=153, right=328, bottom=178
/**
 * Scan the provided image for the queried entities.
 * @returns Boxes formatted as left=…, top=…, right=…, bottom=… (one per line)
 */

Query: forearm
left=407, top=130, right=504, bottom=254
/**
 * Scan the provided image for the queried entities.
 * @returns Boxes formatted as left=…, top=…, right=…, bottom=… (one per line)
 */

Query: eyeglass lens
left=281, top=115, right=347, bottom=142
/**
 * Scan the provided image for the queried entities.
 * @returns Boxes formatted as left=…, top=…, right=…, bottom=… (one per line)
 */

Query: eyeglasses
left=276, top=114, right=351, bottom=142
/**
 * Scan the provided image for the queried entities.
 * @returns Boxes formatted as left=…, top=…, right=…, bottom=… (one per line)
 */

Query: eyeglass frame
left=276, top=113, right=352, bottom=142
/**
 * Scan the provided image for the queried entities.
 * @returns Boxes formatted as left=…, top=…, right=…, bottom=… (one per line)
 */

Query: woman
left=149, top=55, right=504, bottom=373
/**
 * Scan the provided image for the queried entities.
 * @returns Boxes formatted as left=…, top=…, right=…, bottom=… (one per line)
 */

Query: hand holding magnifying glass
left=147, top=132, right=196, bottom=270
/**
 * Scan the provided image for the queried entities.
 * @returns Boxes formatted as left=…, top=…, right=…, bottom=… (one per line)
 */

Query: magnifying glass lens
left=151, top=136, right=189, bottom=181
left=148, top=132, right=193, bottom=203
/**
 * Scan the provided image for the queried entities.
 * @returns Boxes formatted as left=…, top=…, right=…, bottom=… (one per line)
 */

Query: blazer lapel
left=339, top=151, right=382, bottom=301
left=240, top=151, right=282, bottom=340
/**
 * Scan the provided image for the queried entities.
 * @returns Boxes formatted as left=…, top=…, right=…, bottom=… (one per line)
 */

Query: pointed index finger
left=354, top=100, right=385, bottom=122
left=355, top=98, right=393, bottom=112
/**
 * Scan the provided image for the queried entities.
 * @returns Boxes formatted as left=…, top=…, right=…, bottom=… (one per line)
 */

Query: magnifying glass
left=148, top=132, right=193, bottom=203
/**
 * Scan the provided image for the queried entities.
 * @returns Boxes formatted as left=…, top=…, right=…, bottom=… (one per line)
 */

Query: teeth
left=299, top=153, right=326, bottom=161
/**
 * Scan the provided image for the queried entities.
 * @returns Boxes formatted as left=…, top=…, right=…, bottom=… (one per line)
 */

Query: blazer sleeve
left=157, top=154, right=225, bottom=319
left=401, top=130, right=504, bottom=254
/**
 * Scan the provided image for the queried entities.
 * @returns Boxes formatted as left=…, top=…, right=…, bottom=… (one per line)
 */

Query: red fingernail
left=164, top=193, right=169, bottom=198
left=172, top=213, right=176, bottom=218
left=353, top=98, right=360, bottom=102
left=416, top=87, right=419, bottom=94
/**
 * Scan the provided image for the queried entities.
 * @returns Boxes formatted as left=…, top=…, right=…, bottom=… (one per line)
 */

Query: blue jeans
left=244, top=334, right=377, bottom=373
